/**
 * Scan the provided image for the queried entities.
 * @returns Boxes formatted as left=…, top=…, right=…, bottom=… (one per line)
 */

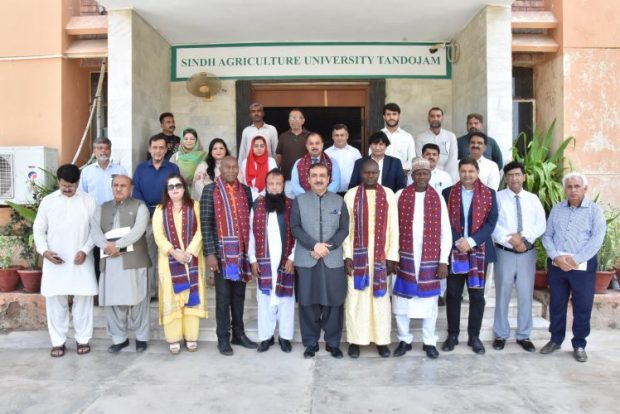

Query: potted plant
left=595, top=206, right=620, bottom=294
left=512, top=120, right=576, bottom=288
left=0, top=235, right=21, bottom=292
left=5, top=167, right=58, bottom=293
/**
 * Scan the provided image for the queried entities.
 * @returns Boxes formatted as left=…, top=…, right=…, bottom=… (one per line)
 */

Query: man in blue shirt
left=541, top=172, right=606, bottom=363
left=133, top=135, right=180, bottom=298
left=80, top=137, right=127, bottom=206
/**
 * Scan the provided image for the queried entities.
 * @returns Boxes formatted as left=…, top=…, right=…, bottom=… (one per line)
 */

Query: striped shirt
left=542, top=197, right=606, bottom=264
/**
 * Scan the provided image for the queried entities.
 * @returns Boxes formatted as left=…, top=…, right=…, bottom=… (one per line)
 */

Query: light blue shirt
left=461, top=187, right=477, bottom=248
left=290, top=156, right=341, bottom=196
left=543, top=197, right=606, bottom=264
left=79, top=162, right=127, bottom=206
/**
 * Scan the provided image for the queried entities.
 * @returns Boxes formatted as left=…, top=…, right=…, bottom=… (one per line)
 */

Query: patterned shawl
left=447, top=179, right=493, bottom=289
left=252, top=196, right=296, bottom=297
left=352, top=185, right=389, bottom=297
left=296, top=152, right=333, bottom=191
left=214, top=176, right=252, bottom=282
left=393, top=185, right=442, bottom=298
left=162, top=202, right=200, bottom=307
left=245, top=136, right=269, bottom=192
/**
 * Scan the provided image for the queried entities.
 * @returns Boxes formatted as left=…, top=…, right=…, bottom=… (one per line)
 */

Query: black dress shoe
left=376, top=345, right=391, bottom=358
left=303, top=343, right=319, bottom=359
left=492, top=337, right=506, bottom=350
left=108, top=339, right=129, bottom=354
left=348, top=344, right=360, bottom=359
left=393, top=341, right=412, bottom=357
left=467, top=337, right=486, bottom=354
left=231, top=333, right=258, bottom=349
left=441, top=334, right=459, bottom=352
left=257, top=337, right=274, bottom=353
left=540, top=340, right=561, bottom=354
left=517, top=338, right=536, bottom=352
left=278, top=337, right=292, bottom=353
left=217, top=341, right=233, bottom=356
left=423, top=345, right=439, bottom=359
left=135, top=340, right=148, bottom=352
left=325, top=344, right=344, bottom=359
left=438, top=296, right=446, bottom=306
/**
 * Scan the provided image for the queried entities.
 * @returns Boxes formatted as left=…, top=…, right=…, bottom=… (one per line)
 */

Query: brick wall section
left=512, top=0, right=545, bottom=11
left=80, top=0, right=101, bottom=15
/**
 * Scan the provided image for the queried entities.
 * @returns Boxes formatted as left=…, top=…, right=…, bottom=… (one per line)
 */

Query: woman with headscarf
left=240, top=135, right=278, bottom=200
left=170, top=128, right=206, bottom=184
left=191, top=138, right=231, bottom=200
left=153, top=173, right=208, bottom=354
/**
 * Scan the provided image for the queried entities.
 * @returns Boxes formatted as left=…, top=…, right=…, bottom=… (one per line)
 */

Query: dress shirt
left=457, top=134, right=504, bottom=169
left=492, top=188, right=546, bottom=248
left=542, top=197, right=606, bottom=264
left=238, top=123, right=279, bottom=161
left=290, top=156, right=341, bottom=196
left=372, top=157, right=385, bottom=185
left=132, top=160, right=180, bottom=216
left=407, top=168, right=453, bottom=193
left=79, top=161, right=127, bottom=205
left=416, top=129, right=458, bottom=181
left=324, top=144, right=362, bottom=192
left=378, top=127, right=416, bottom=170
left=460, top=187, right=477, bottom=248
left=475, top=156, right=500, bottom=191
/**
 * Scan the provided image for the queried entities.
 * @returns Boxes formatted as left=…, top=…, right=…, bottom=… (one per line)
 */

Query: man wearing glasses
left=276, top=108, right=310, bottom=198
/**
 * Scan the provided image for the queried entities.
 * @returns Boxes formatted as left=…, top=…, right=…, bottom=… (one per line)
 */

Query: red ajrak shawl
left=352, top=185, right=389, bottom=297
left=162, top=202, right=200, bottom=306
left=447, top=179, right=493, bottom=289
left=213, top=176, right=252, bottom=282
left=252, top=196, right=296, bottom=297
left=393, top=185, right=442, bottom=298
left=296, top=152, right=333, bottom=191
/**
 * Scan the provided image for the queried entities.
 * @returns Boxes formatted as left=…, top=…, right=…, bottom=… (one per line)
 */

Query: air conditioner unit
left=0, top=147, right=59, bottom=205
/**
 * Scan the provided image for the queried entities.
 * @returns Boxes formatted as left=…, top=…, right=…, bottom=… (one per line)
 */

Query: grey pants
left=493, top=248, right=536, bottom=340
left=106, top=295, right=151, bottom=344
left=145, top=222, right=158, bottom=298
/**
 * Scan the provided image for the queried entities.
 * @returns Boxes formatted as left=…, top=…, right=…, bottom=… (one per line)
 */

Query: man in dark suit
left=441, top=158, right=498, bottom=355
left=349, top=131, right=406, bottom=194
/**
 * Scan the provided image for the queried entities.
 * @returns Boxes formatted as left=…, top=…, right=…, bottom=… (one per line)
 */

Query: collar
left=561, top=197, right=591, bottom=208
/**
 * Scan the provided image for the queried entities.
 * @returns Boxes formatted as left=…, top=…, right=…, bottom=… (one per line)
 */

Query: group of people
left=32, top=103, right=606, bottom=364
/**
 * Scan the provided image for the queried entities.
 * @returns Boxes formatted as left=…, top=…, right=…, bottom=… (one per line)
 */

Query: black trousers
left=214, top=271, right=247, bottom=341
left=299, top=304, right=343, bottom=348
left=446, top=268, right=488, bottom=339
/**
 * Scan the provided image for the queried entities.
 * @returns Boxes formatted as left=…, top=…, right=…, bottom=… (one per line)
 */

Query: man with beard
left=147, top=112, right=180, bottom=161
left=392, top=158, right=452, bottom=359
left=201, top=156, right=257, bottom=355
left=290, top=132, right=341, bottom=197
left=457, top=113, right=503, bottom=169
left=33, top=164, right=98, bottom=357
left=441, top=158, right=498, bottom=355
left=238, top=102, right=279, bottom=162
left=372, top=103, right=416, bottom=176
left=416, top=107, right=459, bottom=182
left=467, top=132, right=500, bottom=191
left=291, top=163, right=349, bottom=359
left=343, top=159, right=399, bottom=358
left=248, top=169, right=296, bottom=353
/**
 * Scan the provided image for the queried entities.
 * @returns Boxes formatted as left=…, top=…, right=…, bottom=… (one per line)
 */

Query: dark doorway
left=264, top=107, right=364, bottom=152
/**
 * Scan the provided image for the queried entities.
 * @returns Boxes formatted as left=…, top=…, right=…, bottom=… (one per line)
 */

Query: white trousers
left=395, top=304, right=439, bottom=346
left=46, top=295, right=94, bottom=347
left=256, top=292, right=296, bottom=341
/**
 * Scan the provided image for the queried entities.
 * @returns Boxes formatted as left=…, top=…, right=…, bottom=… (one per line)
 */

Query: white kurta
left=248, top=209, right=296, bottom=340
left=392, top=190, right=452, bottom=318
left=342, top=186, right=399, bottom=345
left=33, top=190, right=97, bottom=296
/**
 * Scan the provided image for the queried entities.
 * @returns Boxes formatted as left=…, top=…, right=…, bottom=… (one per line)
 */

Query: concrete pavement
left=1, top=330, right=619, bottom=413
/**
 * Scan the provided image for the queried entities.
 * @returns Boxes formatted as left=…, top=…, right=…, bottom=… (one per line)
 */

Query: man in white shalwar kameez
left=343, top=158, right=399, bottom=358
left=392, top=158, right=452, bottom=359
left=249, top=170, right=296, bottom=353
left=90, top=175, right=152, bottom=353
left=33, top=164, right=97, bottom=357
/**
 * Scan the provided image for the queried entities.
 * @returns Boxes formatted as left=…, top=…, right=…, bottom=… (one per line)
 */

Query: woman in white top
left=191, top=138, right=230, bottom=200
left=240, top=135, right=278, bottom=200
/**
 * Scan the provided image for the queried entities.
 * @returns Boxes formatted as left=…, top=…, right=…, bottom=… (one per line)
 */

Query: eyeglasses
left=167, top=183, right=184, bottom=190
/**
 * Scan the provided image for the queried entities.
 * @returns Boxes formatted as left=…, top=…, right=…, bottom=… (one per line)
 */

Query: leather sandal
left=186, top=341, right=198, bottom=352
left=169, top=342, right=181, bottom=355
left=50, top=344, right=66, bottom=358
left=77, top=343, right=91, bottom=355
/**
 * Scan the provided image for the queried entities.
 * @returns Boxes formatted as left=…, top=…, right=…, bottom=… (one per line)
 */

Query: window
left=512, top=67, right=534, bottom=156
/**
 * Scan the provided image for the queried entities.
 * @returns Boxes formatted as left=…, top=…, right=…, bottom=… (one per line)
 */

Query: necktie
left=515, top=194, right=523, bottom=233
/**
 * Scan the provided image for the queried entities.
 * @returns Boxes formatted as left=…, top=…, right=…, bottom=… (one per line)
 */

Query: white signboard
left=172, top=42, right=450, bottom=81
